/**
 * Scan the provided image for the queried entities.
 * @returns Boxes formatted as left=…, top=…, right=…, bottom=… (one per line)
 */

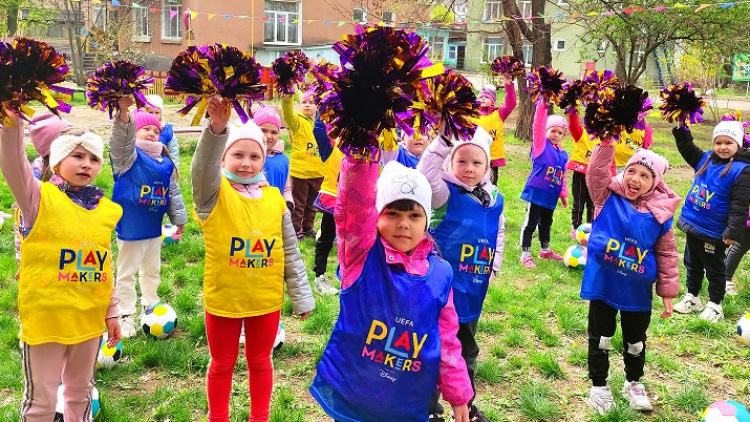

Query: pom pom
left=582, top=70, right=620, bottom=103
left=85, top=60, right=154, bottom=119
left=310, top=59, right=342, bottom=105
left=558, top=79, right=586, bottom=115
left=271, top=50, right=312, bottom=95
left=0, top=37, right=72, bottom=124
left=584, top=85, right=651, bottom=140
left=490, top=55, right=525, bottom=78
left=165, top=44, right=266, bottom=125
left=320, top=26, right=441, bottom=158
left=722, top=110, right=750, bottom=146
left=658, top=82, right=707, bottom=126
left=526, top=66, right=565, bottom=104
left=409, top=68, right=479, bottom=143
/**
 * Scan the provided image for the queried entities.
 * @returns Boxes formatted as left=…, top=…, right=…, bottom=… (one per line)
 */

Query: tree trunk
left=6, top=4, right=19, bottom=36
left=514, top=1, right=550, bottom=142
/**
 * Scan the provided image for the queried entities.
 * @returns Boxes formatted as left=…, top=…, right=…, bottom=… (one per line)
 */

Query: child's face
left=478, top=96, right=494, bottom=108
left=260, top=123, right=280, bottom=149
left=713, top=135, right=739, bottom=160
left=376, top=204, right=427, bottom=253
left=451, top=144, right=487, bottom=187
left=621, top=163, right=654, bottom=201
left=403, top=133, right=429, bottom=156
left=300, top=98, right=317, bottom=118
left=546, top=126, right=565, bottom=144
left=56, top=145, right=102, bottom=187
left=222, top=139, right=264, bottom=179
left=137, top=124, right=161, bottom=143
left=146, top=107, right=163, bottom=122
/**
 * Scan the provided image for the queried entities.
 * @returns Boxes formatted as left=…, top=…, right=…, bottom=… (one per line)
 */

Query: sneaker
left=673, top=293, right=704, bottom=314
left=520, top=254, right=537, bottom=269
left=429, top=414, right=445, bottom=422
left=538, top=249, right=564, bottom=261
left=588, top=385, right=615, bottom=415
left=120, top=315, right=137, bottom=338
left=726, top=280, right=738, bottom=296
left=468, top=405, right=491, bottom=422
left=315, top=274, right=339, bottom=295
left=622, top=381, right=653, bottom=411
left=699, top=301, right=724, bottom=323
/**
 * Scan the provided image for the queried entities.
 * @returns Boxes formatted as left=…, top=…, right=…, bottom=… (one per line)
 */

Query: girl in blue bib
left=310, top=157, right=473, bottom=422
left=672, top=121, right=750, bottom=322
left=581, top=136, right=680, bottom=414
left=418, top=125, right=504, bottom=422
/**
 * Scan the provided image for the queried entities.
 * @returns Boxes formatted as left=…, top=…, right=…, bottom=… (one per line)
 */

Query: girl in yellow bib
left=476, top=74, right=517, bottom=184
left=191, top=97, right=315, bottom=422
left=0, top=110, right=122, bottom=422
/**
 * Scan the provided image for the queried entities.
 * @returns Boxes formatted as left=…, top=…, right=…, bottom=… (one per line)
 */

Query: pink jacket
left=335, top=156, right=473, bottom=406
left=586, top=139, right=681, bottom=298
left=532, top=102, right=569, bottom=198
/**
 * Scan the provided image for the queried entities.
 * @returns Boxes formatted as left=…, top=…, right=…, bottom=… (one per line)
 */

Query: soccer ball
left=575, top=223, right=592, bottom=246
left=96, top=333, right=123, bottom=369
left=55, top=384, right=100, bottom=420
left=273, top=323, right=286, bottom=352
left=141, top=302, right=177, bottom=339
left=737, top=314, right=750, bottom=345
left=702, top=400, right=750, bottom=421
left=162, top=224, right=180, bottom=245
left=563, top=245, right=587, bottom=269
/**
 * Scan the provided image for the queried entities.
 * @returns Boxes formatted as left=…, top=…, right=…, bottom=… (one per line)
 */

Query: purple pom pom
left=272, top=51, right=312, bottom=95
left=526, top=66, right=565, bottom=104
left=490, top=55, right=525, bottom=78
left=582, top=70, right=620, bottom=103
left=658, top=83, right=706, bottom=126
left=86, top=60, right=154, bottom=119
left=584, top=85, right=651, bottom=140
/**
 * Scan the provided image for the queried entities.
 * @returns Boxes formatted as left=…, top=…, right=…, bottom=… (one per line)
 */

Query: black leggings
left=521, top=203, right=554, bottom=250
left=571, top=171, right=593, bottom=229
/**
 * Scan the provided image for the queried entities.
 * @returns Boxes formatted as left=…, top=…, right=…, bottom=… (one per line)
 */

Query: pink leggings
left=206, top=311, right=280, bottom=422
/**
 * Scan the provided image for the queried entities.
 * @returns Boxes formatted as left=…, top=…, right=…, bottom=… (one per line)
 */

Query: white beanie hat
left=376, top=161, right=433, bottom=227
left=450, top=126, right=492, bottom=166
left=224, top=120, right=267, bottom=162
left=49, top=132, right=105, bottom=170
left=146, top=94, right=164, bottom=111
left=713, top=120, right=745, bottom=147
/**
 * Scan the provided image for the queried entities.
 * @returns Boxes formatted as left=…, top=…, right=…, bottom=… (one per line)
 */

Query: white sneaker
left=726, top=280, right=738, bottom=296
left=588, top=385, right=614, bottom=414
left=315, top=274, right=339, bottom=295
left=699, top=301, right=724, bottom=323
left=120, top=315, right=137, bottom=338
left=673, top=293, right=703, bottom=314
left=622, top=381, right=653, bottom=411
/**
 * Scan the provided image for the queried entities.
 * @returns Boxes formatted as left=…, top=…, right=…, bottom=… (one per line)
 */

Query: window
left=634, top=45, right=645, bottom=64
left=554, top=39, right=566, bottom=51
left=482, top=37, right=503, bottom=62
left=557, top=0, right=569, bottom=5
left=454, top=1, right=468, bottom=21
left=484, top=0, right=502, bottom=20
left=522, top=44, right=533, bottom=65
left=448, top=45, right=458, bottom=60
left=264, top=1, right=301, bottom=44
left=382, top=10, right=395, bottom=23
left=598, top=41, right=607, bottom=55
left=93, top=4, right=107, bottom=31
left=132, top=6, right=150, bottom=39
left=518, top=1, right=532, bottom=19
left=430, top=36, right=445, bottom=61
left=162, top=0, right=182, bottom=40
left=353, top=7, right=367, bottom=23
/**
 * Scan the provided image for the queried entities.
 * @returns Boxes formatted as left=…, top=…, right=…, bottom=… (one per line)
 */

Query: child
left=567, top=108, right=597, bottom=239
left=418, top=125, right=505, bottom=422
left=581, top=137, right=680, bottom=414
left=476, top=74, right=517, bottom=183
left=310, top=155, right=472, bottom=422
left=1, top=111, right=122, bottom=421
left=253, top=106, right=293, bottom=209
left=311, top=117, right=342, bottom=295
left=380, top=128, right=430, bottom=168
left=281, top=89, right=325, bottom=239
left=192, top=97, right=315, bottom=422
left=145, top=94, right=180, bottom=168
left=672, top=121, right=750, bottom=322
left=519, top=100, right=569, bottom=269
left=110, top=98, right=187, bottom=337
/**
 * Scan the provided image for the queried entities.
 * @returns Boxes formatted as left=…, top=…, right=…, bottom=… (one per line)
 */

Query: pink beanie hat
left=133, top=110, right=162, bottom=132
left=545, top=115, right=569, bottom=135
left=625, top=148, right=668, bottom=192
left=478, top=84, right=497, bottom=105
left=224, top=121, right=267, bottom=162
left=29, top=113, right=71, bottom=157
left=301, top=88, right=315, bottom=103
left=253, top=106, right=281, bottom=129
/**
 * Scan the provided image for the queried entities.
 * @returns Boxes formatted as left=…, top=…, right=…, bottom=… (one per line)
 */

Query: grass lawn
left=1, top=116, right=750, bottom=421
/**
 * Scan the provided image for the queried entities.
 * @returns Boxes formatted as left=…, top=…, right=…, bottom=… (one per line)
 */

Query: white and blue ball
left=273, top=323, right=285, bottom=352
left=142, top=302, right=177, bottom=339
left=575, top=223, right=591, bottom=246
left=737, top=314, right=750, bottom=345
left=563, top=245, right=587, bottom=269
left=702, top=400, right=750, bottom=422
left=55, top=384, right=100, bottom=420
left=161, top=224, right=179, bottom=245
left=96, top=333, right=122, bottom=369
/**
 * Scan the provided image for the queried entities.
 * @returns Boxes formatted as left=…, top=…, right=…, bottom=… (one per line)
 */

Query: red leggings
left=206, top=311, right=280, bottom=422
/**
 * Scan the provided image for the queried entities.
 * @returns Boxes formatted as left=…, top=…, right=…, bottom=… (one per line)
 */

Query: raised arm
left=497, top=75, right=516, bottom=121
left=280, top=94, right=300, bottom=134
left=109, top=97, right=138, bottom=176
left=417, top=134, right=452, bottom=208
left=191, top=98, right=229, bottom=221
left=672, top=125, right=705, bottom=170
left=531, top=101, right=548, bottom=159
left=313, top=115, right=333, bottom=162
left=568, top=110, right=584, bottom=142
left=586, top=137, right=616, bottom=209
left=0, top=116, right=41, bottom=227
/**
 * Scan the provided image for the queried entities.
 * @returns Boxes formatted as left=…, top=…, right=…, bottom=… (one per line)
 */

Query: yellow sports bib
left=476, top=113, right=505, bottom=163
left=319, top=147, right=343, bottom=196
left=19, top=182, right=122, bottom=345
left=569, top=130, right=599, bottom=167
left=614, top=129, right=645, bottom=167
left=198, top=178, right=286, bottom=317
left=289, top=115, right=325, bottom=179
